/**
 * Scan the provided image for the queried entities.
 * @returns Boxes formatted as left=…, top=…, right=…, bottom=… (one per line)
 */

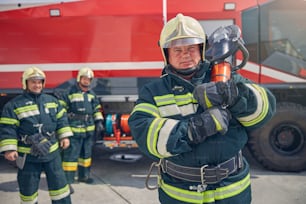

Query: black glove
left=25, top=133, right=52, bottom=157
left=193, top=79, right=238, bottom=110
left=30, top=140, right=52, bottom=157
left=188, top=107, right=231, bottom=144
left=25, top=133, right=45, bottom=144
left=94, top=121, right=104, bottom=141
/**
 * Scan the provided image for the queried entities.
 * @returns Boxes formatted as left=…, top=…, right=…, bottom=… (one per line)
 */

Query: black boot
left=78, top=176, right=94, bottom=184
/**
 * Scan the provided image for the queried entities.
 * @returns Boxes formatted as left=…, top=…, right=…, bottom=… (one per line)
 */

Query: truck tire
left=248, top=102, right=306, bottom=172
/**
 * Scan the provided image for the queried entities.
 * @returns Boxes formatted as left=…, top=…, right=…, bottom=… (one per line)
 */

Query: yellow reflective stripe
left=147, top=118, right=166, bottom=158
left=71, top=127, right=87, bottom=133
left=0, top=139, right=18, bottom=152
left=59, top=99, right=67, bottom=109
left=78, top=157, right=92, bottom=167
left=204, top=91, right=213, bottom=109
left=161, top=179, right=206, bottom=203
left=214, top=173, right=251, bottom=200
left=87, top=94, right=95, bottom=101
left=0, top=138, right=18, bottom=147
left=210, top=114, right=222, bottom=132
left=154, top=94, right=176, bottom=106
left=49, top=184, right=70, bottom=201
left=0, top=117, right=19, bottom=126
left=62, top=161, right=78, bottom=171
left=14, top=104, right=40, bottom=119
left=69, top=93, right=84, bottom=102
left=154, top=93, right=196, bottom=107
left=56, top=108, right=65, bottom=119
left=71, top=125, right=95, bottom=133
left=238, top=84, right=269, bottom=127
left=94, top=111, right=103, bottom=120
left=154, top=93, right=197, bottom=117
left=18, top=142, right=59, bottom=154
left=175, top=93, right=196, bottom=106
left=49, top=142, right=59, bottom=152
left=95, top=104, right=101, bottom=109
left=20, top=191, right=38, bottom=204
left=157, top=119, right=179, bottom=157
left=18, top=146, right=31, bottom=154
left=160, top=173, right=251, bottom=203
left=158, top=103, right=197, bottom=117
left=45, top=102, right=58, bottom=109
left=57, top=126, right=73, bottom=138
left=131, top=103, right=161, bottom=117
left=87, top=125, right=95, bottom=131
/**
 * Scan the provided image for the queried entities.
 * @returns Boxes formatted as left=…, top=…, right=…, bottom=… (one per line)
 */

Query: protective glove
left=25, top=133, right=52, bottom=157
left=30, top=140, right=52, bottom=157
left=193, top=79, right=238, bottom=110
left=188, top=107, right=231, bottom=144
left=25, top=133, right=45, bottom=144
left=94, top=121, right=105, bottom=141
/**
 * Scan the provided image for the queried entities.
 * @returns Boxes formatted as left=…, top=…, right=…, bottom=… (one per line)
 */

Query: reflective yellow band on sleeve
left=237, top=84, right=269, bottom=127
left=18, top=142, right=59, bottom=154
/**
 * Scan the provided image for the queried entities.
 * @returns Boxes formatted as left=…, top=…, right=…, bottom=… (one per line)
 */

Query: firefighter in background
left=58, top=67, right=104, bottom=192
left=0, top=66, right=72, bottom=204
left=128, top=13, right=276, bottom=204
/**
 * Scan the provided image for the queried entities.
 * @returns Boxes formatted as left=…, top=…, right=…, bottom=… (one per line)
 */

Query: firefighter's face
left=168, top=44, right=201, bottom=70
left=27, top=79, right=43, bottom=94
left=79, top=76, right=92, bottom=89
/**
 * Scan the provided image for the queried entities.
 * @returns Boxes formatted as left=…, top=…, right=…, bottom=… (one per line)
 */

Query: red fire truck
left=1, top=0, right=306, bottom=172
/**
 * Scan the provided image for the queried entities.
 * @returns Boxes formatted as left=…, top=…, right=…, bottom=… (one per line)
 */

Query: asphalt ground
left=1, top=146, right=306, bottom=204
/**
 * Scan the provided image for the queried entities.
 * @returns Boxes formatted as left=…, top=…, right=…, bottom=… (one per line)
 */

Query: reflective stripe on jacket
left=0, top=92, right=73, bottom=161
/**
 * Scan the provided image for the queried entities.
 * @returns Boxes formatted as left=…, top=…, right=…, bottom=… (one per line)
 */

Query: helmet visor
left=163, top=37, right=205, bottom=48
left=28, top=76, right=44, bottom=80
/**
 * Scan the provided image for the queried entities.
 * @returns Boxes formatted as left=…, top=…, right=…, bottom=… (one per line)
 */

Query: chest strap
left=161, top=150, right=243, bottom=185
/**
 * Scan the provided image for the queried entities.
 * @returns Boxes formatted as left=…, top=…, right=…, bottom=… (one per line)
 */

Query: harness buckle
left=200, top=164, right=208, bottom=185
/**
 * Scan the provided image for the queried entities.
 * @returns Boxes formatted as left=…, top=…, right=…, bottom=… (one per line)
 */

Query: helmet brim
left=163, top=37, right=205, bottom=48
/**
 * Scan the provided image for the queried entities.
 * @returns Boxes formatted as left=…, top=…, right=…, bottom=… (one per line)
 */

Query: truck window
left=242, top=0, right=306, bottom=78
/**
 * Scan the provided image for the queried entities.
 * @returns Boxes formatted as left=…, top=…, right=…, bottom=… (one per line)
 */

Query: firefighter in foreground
left=0, top=66, right=73, bottom=204
left=128, top=13, right=276, bottom=204
left=58, top=67, right=104, bottom=193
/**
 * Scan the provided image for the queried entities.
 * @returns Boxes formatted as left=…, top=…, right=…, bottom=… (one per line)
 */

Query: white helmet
left=159, top=13, right=206, bottom=65
left=22, top=66, right=46, bottom=90
left=77, top=67, right=94, bottom=82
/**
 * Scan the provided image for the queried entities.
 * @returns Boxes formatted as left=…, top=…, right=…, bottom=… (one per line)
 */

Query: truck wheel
left=248, top=102, right=306, bottom=172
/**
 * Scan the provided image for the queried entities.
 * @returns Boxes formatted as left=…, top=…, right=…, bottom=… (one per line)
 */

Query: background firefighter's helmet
left=22, top=66, right=46, bottom=90
left=159, top=13, right=206, bottom=65
left=77, top=67, right=94, bottom=82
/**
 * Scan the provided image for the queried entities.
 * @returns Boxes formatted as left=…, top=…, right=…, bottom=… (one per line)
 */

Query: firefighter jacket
left=0, top=91, right=73, bottom=162
left=128, top=62, right=276, bottom=203
left=58, top=83, right=103, bottom=137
